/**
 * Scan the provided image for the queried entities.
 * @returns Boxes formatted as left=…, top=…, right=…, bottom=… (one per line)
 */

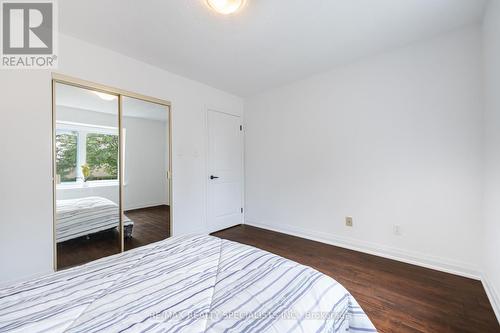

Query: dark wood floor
left=57, top=205, right=170, bottom=269
left=213, top=225, right=500, bottom=333
left=57, top=229, right=121, bottom=269
left=124, top=205, right=170, bottom=251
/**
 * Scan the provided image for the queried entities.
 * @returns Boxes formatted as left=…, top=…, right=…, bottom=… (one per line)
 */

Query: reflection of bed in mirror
left=56, top=196, right=133, bottom=243
left=53, top=79, right=171, bottom=270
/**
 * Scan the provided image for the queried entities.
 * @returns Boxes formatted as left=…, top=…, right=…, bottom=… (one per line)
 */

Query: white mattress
left=0, top=235, right=377, bottom=332
left=56, top=196, right=133, bottom=243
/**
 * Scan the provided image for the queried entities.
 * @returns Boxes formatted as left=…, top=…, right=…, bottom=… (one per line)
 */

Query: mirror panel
left=122, top=96, right=171, bottom=250
left=54, top=82, right=121, bottom=269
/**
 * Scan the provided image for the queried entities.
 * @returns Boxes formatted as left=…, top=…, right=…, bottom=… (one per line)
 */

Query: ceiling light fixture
left=93, top=91, right=117, bottom=101
left=206, top=0, right=245, bottom=15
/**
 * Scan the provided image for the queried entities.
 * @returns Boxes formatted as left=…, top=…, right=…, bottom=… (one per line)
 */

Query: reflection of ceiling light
left=206, top=0, right=245, bottom=15
left=93, top=91, right=117, bottom=101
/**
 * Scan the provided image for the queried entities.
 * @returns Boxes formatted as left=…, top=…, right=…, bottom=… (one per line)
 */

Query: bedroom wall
left=482, top=0, right=500, bottom=320
left=57, top=105, right=116, bottom=127
left=244, top=26, right=484, bottom=278
left=57, top=186, right=119, bottom=205
left=122, top=116, right=169, bottom=211
left=0, top=34, right=243, bottom=284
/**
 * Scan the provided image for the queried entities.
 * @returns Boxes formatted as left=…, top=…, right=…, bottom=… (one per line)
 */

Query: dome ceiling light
left=206, top=0, right=245, bottom=15
left=93, top=91, right=117, bottom=101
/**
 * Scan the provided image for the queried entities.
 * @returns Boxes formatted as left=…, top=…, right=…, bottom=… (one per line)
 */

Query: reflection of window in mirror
left=55, top=121, right=122, bottom=187
left=54, top=82, right=121, bottom=270
left=55, top=130, right=78, bottom=183
left=53, top=79, right=171, bottom=271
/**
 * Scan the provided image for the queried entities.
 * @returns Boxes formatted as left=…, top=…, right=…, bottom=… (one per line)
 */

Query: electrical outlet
left=345, top=216, right=353, bottom=227
left=393, top=224, right=402, bottom=236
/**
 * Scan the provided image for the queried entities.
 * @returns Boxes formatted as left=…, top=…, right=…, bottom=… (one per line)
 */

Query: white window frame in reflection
left=55, top=121, right=124, bottom=189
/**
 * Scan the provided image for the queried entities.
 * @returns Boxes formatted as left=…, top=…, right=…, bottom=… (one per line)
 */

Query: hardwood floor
left=55, top=217, right=499, bottom=332
left=124, top=205, right=170, bottom=251
left=212, top=225, right=500, bottom=333
left=57, top=229, right=121, bottom=269
left=57, top=205, right=170, bottom=269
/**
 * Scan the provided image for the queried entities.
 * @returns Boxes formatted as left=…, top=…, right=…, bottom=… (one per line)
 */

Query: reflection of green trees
left=56, top=132, right=77, bottom=182
left=56, top=132, right=118, bottom=182
left=86, top=133, right=118, bottom=180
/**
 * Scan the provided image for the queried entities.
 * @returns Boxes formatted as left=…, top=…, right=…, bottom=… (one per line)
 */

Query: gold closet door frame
left=51, top=73, right=173, bottom=271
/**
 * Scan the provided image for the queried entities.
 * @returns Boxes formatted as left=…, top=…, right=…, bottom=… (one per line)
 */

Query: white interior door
left=207, top=109, right=243, bottom=232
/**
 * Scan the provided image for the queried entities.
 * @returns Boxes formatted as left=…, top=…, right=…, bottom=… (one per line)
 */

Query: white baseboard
left=125, top=202, right=168, bottom=211
left=245, top=220, right=481, bottom=280
left=482, top=273, right=500, bottom=324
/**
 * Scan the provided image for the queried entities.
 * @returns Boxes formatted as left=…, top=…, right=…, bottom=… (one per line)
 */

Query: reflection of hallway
left=57, top=205, right=170, bottom=269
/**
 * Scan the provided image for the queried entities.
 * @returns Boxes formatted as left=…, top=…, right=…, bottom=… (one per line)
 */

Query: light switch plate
left=393, top=224, right=402, bottom=236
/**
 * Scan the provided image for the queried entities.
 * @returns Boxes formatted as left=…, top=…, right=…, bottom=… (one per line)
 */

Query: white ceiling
left=59, top=0, right=487, bottom=97
left=56, top=83, right=168, bottom=121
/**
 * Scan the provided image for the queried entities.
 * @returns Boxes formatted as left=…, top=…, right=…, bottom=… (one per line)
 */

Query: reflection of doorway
left=207, top=109, right=244, bottom=233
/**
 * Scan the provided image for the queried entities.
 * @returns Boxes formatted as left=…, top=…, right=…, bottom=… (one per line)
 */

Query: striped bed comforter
left=56, top=196, right=133, bottom=242
left=0, top=235, right=377, bottom=333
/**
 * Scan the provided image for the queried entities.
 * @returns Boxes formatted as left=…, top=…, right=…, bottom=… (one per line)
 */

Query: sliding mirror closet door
left=54, top=82, right=121, bottom=269
left=122, top=96, right=171, bottom=250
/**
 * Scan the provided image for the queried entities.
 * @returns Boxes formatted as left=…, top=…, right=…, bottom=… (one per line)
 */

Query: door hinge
left=240, top=125, right=243, bottom=131
left=241, top=207, right=243, bottom=213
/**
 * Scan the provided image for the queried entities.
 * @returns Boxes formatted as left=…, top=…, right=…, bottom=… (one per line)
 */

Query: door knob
left=210, top=175, right=219, bottom=180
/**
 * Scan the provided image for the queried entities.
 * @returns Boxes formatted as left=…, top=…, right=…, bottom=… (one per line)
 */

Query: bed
left=56, top=196, right=134, bottom=243
left=0, top=235, right=377, bottom=332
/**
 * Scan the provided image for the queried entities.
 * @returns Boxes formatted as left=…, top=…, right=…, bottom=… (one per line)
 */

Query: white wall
left=57, top=105, right=117, bottom=127
left=0, top=71, right=53, bottom=283
left=123, top=115, right=169, bottom=210
left=57, top=185, right=119, bottom=204
left=244, top=26, right=483, bottom=278
left=0, top=34, right=243, bottom=283
left=482, top=0, right=500, bottom=320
